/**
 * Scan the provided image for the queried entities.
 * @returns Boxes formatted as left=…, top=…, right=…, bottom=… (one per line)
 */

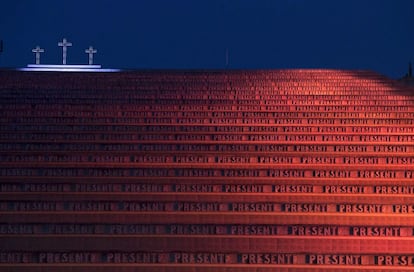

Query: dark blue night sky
left=0, top=0, right=413, bottom=78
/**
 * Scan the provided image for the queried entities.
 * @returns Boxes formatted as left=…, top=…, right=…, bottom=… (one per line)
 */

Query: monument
left=20, top=38, right=119, bottom=72
left=0, top=69, right=413, bottom=271
left=31, top=46, right=44, bottom=64
left=57, top=38, right=72, bottom=65
left=85, top=46, right=97, bottom=65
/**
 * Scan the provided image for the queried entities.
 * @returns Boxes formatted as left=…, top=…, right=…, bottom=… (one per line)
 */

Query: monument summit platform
left=0, top=69, right=414, bottom=271
left=19, top=64, right=120, bottom=72
left=20, top=38, right=120, bottom=72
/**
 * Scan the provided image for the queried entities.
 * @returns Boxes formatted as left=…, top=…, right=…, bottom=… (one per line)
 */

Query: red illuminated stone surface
left=0, top=69, right=414, bottom=271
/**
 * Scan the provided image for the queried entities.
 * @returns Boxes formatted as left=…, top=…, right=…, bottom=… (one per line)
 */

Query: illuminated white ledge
left=18, top=64, right=120, bottom=72
left=28, top=64, right=102, bottom=69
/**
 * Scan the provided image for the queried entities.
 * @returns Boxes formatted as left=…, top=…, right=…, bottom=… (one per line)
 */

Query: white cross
left=58, top=38, right=72, bottom=65
left=85, top=46, right=97, bottom=65
left=32, top=46, right=44, bottom=64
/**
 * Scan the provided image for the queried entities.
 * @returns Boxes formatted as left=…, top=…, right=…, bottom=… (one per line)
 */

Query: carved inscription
left=5, top=252, right=414, bottom=265
left=239, top=254, right=294, bottom=264
left=288, top=225, right=339, bottom=236
left=307, top=254, right=362, bottom=265
left=3, top=143, right=414, bottom=153
left=1, top=224, right=411, bottom=236
left=172, top=253, right=230, bottom=264
left=350, top=227, right=401, bottom=236
left=375, top=256, right=414, bottom=266
left=2, top=70, right=414, bottom=270
left=4, top=132, right=413, bottom=142
left=2, top=202, right=405, bottom=213
left=282, top=203, right=328, bottom=212
left=5, top=183, right=414, bottom=194
left=105, top=253, right=162, bottom=263
left=323, top=185, right=365, bottom=193
left=37, top=252, right=99, bottom=263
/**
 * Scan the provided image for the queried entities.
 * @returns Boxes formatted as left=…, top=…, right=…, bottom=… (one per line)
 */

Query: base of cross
left=19, top=64, right=120, bottom=72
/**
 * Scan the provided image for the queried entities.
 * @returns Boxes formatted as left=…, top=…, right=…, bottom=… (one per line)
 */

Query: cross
left=32, top=46, right=44, bottom=64
left=58, top=38, right=72, bottom=65
left=85, top=46, right=97, bottom=65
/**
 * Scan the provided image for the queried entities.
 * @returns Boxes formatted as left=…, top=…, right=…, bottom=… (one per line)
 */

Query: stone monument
left=0, top=69, right=413, bottom=271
